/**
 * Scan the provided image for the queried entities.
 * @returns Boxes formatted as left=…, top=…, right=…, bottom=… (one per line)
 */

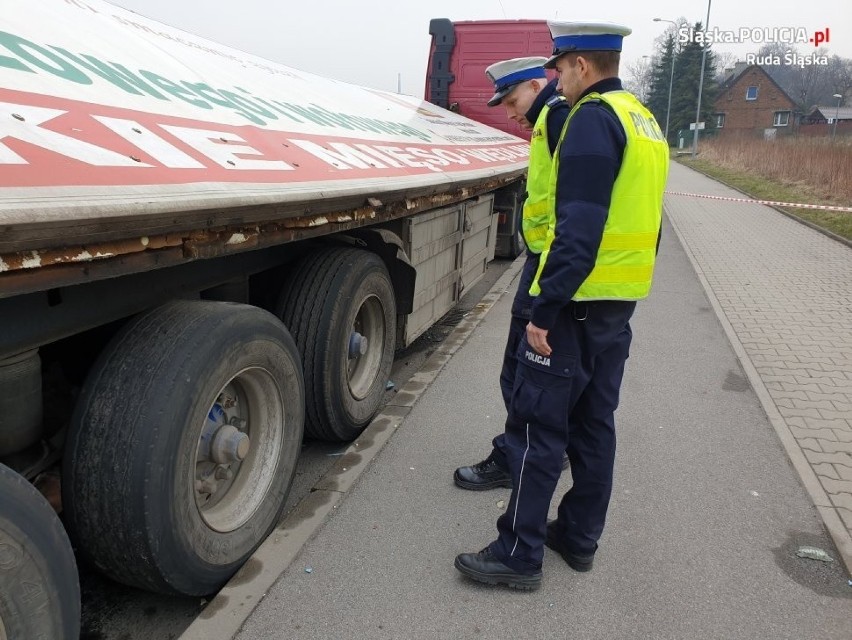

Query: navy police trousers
left=489, top=299, right=636, bottom=574
left=492, top=254, right=568, bottom=471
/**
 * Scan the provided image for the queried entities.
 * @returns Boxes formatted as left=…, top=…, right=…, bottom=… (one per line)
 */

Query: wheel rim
left=194, top=367, right=285, bottom=533
left=347, top=294, right=386, bottom=400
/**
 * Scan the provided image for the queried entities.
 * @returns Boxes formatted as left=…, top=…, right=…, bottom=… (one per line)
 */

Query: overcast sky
left=110, top=0, right=851, bottom=94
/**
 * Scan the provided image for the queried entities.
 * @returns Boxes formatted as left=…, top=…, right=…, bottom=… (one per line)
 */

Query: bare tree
left=823, top=55, right=852, bottom=101
left=624, top=56, right=654, bottom=103
left=791, top=47, right=830, bottom=109
left=756, top=44, right=842, bottom=110
left=651, top=16, right=689, bottom=52
left=714, top=51, right=737, bottom=80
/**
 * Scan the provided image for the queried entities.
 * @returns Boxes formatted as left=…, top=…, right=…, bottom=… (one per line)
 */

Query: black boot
left=454, top=452, right=569, bottom=491
left=544, top=520, right=595, bottom=572
left=453, top=454, right=511, bottom=490
left=454, top=547, right=542, bottom=590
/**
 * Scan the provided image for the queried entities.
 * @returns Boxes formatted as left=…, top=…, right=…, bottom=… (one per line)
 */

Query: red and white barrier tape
left=664, top=191, right=852, bottom=213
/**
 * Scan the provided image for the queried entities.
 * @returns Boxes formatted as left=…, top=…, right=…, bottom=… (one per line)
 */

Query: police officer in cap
left=453, top=56, right=570, bottom=492
left=455, top=21, right=669, bottom=590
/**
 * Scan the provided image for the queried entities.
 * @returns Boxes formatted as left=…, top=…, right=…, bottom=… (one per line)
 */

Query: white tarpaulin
left=0, top=0, right=527, bottom=254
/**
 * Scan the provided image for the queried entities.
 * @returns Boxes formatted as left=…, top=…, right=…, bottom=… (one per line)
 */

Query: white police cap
left=485, top=56, right=548, bottom=107
left=544, top=21, right=632, bottom=68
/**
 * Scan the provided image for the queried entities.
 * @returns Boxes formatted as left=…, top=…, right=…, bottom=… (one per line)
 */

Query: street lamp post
left=692, top=0, right=712, bottom=159
left=653, top=18, right=678, bottom=144
left=832, top=93, right=843, bottom=140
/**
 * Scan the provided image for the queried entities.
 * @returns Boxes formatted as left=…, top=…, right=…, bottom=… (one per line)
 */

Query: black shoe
left=454, top=547, right=542, bottom=590
left=545, top=520, right=595, bottom=572
left=454, top=453, right=568, bottom=491
left=453, top=455, right=511, bottom=490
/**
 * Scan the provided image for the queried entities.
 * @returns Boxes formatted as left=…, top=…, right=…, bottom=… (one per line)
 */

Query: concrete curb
left=665, top=204, right=852, bottom=578
left=178, top=257, right=526, bottom=640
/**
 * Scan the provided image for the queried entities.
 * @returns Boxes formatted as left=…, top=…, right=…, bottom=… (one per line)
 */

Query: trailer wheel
left=276, top=249, right=396, bottom=441
left=62, top=301, right=304, bottom=596
left=0, top=463, right=80, bottom=640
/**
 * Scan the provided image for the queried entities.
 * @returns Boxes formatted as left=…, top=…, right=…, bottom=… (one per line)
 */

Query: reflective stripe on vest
left=522, top=101, right=558, bottom=253
left=530, top=90, right=669, bottom=301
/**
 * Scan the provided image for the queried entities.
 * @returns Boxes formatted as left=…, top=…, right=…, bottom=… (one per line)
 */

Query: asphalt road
left=77, top=258, right=517, bottom=640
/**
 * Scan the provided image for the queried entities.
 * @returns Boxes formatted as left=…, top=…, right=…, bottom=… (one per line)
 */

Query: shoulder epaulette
left=546, top=95, right=567, bottom=108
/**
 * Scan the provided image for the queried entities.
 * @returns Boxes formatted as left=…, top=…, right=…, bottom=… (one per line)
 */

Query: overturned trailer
left=0, top=1, right=529, bottom=637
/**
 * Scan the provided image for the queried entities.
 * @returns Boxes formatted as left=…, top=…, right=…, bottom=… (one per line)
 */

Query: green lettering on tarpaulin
left=361, top=117, right=395, bottom=135
left=306, top=104, right=430, bottom=141
left=347, top=114, right=384, bottom=134
left=138, top=71, right=211, bottom=110
left=266, top=100, right=306, bottom=123
left=0, top=50, right=31, bottom=73
left=229, top=88, right=282, bottom=122
left=0, top=31, right=90, bottom=84
left=50, top=48, right=167, bottom=100
left=219, top=90, right=277, bottom=122
left=306, top=104, right=356, bottom=130
left=276, top=102, right=337, bottom=127
left=181, top=81, right=266, bottom=125
left=394, top=124, right=428, bottom=142
left=0, top=30, right=430, bottom=139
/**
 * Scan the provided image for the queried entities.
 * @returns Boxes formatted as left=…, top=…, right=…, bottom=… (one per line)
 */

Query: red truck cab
left=425, top=19, right=554, bottom=141
left=425, top=18, right=554, bottom=256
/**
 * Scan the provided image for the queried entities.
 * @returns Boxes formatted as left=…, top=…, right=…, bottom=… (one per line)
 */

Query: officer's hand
left=526, top=322, right=551, bottom=356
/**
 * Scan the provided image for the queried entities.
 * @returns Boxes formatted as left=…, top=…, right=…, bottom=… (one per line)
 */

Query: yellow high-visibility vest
left=531, top=90, right=669, bottom=300
left=522, top=96, right=564, bottom=253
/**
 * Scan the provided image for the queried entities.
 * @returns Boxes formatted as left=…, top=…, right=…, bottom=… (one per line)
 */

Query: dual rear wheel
left=60, top=250, right=396, bottom=596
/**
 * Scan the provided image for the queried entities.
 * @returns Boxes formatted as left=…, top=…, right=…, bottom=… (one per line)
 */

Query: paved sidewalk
left=665, top=162, right=852, bottom=573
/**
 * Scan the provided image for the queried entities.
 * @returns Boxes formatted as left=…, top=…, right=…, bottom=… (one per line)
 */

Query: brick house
left=800, top=104, right=852, bottom=137
left=803, top=105, right=852, bottom=123
left=712, top=64, right=799, bottom=139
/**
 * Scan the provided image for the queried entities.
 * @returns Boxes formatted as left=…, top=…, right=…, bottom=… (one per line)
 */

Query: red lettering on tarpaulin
left=0, top=88, right=528, bottom=188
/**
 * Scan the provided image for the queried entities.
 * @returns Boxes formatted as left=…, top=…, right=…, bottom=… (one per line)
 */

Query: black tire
left=276, top=248, right=396, bottom=441
left=0, top=463, right=80, bottom=640
left=62, top=301, right=304, bottom=596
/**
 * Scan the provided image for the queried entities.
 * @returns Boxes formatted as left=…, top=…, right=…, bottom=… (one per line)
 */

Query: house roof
left=714, top=64, right=798, bottom=110
left=718, top=62, right=750, bottom=92
left=809, top=105, right=852, bottom=120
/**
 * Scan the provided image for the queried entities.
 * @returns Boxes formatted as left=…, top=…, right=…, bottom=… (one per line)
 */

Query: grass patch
left=676, top=156, right=852, bottom=241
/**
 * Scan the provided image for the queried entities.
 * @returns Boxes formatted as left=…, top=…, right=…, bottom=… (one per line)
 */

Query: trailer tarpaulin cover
left=0, top=0, right=527, bottom=257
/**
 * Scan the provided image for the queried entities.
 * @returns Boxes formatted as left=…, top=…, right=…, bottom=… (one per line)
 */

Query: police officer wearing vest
left=453, top=57, right=571, bottom=491
left=455, top=21, right=669, bottom=590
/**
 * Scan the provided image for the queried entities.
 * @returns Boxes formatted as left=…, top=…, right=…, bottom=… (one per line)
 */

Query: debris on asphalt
left=496, top=500, right=505, bottom=509
left=386, top=380, right=396, bottom=390
left=750, top=491, right=760, bottom=497
left=304, top=566, right=313, bottom=574
left=795, top=547, right=833, bottom=563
